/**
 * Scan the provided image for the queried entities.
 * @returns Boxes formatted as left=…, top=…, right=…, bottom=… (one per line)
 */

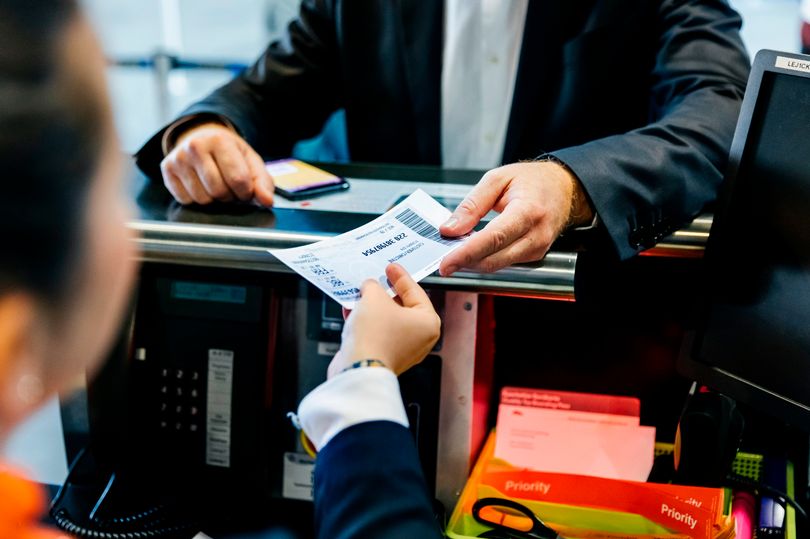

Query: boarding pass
left=269, top=189, right=467, bottom=308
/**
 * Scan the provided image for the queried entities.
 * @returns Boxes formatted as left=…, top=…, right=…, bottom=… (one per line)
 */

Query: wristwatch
left=340, top=358, right=388, bottom=373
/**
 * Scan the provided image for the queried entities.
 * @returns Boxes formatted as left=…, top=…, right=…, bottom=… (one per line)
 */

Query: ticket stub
left=269, top=189, right=467, bottom=308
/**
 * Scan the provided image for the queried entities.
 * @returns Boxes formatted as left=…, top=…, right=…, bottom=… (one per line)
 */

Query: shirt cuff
left=571, top=213, right=599, bottom=231
left=297, top=367, right=409, bottom=451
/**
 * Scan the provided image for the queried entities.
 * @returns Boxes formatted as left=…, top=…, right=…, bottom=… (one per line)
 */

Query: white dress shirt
left=296, top=367, right=408, bottom=451
left=441, top=0, right=529, bottom=169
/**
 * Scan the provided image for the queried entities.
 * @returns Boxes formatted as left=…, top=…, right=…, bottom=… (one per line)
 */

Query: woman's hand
left=327, top=263, right=441, bottom=378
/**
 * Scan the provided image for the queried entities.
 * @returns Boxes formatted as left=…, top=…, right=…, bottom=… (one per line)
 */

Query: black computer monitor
left=679, top=50, right=810, bottom=431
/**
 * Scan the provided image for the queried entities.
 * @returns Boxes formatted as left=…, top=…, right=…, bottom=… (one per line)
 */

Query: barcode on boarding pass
left=395, top=208, right=457, bottom=246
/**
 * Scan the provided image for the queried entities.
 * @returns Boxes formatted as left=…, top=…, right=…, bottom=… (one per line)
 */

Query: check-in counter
left=131, top=161, right=712, bottom=299
left=79, top=161, right=715, bottom=536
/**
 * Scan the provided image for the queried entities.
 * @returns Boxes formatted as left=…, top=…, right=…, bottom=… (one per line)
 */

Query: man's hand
left=438, top=161, right=594, bottom=275
left=160, top=122, right=275, bottom=206
left=327, top=263, right=441, bottom=378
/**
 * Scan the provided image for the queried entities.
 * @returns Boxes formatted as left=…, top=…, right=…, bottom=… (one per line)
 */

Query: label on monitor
left=776, top=56, right=810, bottom=74
left=206, top=349, right=234, bottom=468
left=282, top=452, right=315, bottom=501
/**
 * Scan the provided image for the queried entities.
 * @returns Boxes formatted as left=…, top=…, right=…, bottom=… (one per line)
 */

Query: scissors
left=472, top=497, right=565, bottom=539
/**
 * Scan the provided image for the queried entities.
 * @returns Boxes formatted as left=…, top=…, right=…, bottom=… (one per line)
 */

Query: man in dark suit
left=136, top=0, right=749, bottom=269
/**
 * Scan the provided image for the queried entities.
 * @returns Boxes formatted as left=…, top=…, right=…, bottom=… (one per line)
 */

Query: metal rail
left=130, top=220, right=579, bottom=299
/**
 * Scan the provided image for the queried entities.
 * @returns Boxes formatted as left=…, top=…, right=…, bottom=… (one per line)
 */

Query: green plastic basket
left=446, top=434, right=768, bottom=539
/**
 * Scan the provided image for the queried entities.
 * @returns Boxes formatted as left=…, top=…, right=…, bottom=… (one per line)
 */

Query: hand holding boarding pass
left=269, top=189, right=468, bottom=308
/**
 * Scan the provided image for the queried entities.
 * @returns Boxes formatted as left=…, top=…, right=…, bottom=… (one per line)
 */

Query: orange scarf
left=0, top=465, right=69, bottom=538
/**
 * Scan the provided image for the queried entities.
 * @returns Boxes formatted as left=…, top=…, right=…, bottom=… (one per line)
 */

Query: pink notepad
left=495, top=388, right=656, bottom=482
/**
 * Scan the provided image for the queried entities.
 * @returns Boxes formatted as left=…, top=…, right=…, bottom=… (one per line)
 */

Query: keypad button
left=190, top=389, right=199, bottom=398
left=160, top=386, right=168, bottom=394
left=190, top=424, right=198, bottom=432
left=191, top=371, right=200, bottom=381
left=160, top=402, right=167, bottom=412
left=176, top=387, right=183, bottom=397
left=161, top=368, right=169, bottom=377
left=176, top=369, right=184, bottom=379
left=190, top=406, right=198, bottom=416
left=175, top=405, right=183, bottom=414
left=175, top=422, right=183, bottom=430
left=160, top=421, right=168, bottom=429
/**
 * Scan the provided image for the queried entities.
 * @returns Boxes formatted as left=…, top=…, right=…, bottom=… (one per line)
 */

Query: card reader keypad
left=158, top=367, right=203, bottom=434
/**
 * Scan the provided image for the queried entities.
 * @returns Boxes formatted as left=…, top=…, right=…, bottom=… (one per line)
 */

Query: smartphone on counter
left=266, top=159, right=350, bottom=200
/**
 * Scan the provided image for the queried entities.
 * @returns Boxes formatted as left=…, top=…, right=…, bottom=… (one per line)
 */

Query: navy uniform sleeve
left=313, top=421, right=443, bottom=539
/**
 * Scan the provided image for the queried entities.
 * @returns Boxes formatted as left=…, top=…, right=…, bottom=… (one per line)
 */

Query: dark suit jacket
left=136, top=0, right=750, bottom=259
left=313, top=421, right=440, bottom=539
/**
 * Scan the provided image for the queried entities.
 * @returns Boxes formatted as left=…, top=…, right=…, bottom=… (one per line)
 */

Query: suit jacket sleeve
left=313, top=421, right=442, bottom=539
left=552, top=0, right=750, bottom=259
left=134, top=0, right=342, bottom=180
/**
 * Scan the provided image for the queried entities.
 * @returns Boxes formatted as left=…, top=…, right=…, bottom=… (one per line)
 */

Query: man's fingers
left=440, top=168, right=510, bottom=237
left=163, top=169, right=193, bottom=205
left=386, top=263, right=432, bottom=309
left=194, top=154, right=235, bottom=202
left=163, top=147, right=213, bottom=205
left=246, top=150, right=275, bottom=207
left=465, top=235, right=549, bottom=274
left=213, top=140, right=253, bottom=201
left=177, top=166, right=213, bottom=205
left=161, top=128, right=275, bottom=207
left=439, top=205, right=530, bottom=275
